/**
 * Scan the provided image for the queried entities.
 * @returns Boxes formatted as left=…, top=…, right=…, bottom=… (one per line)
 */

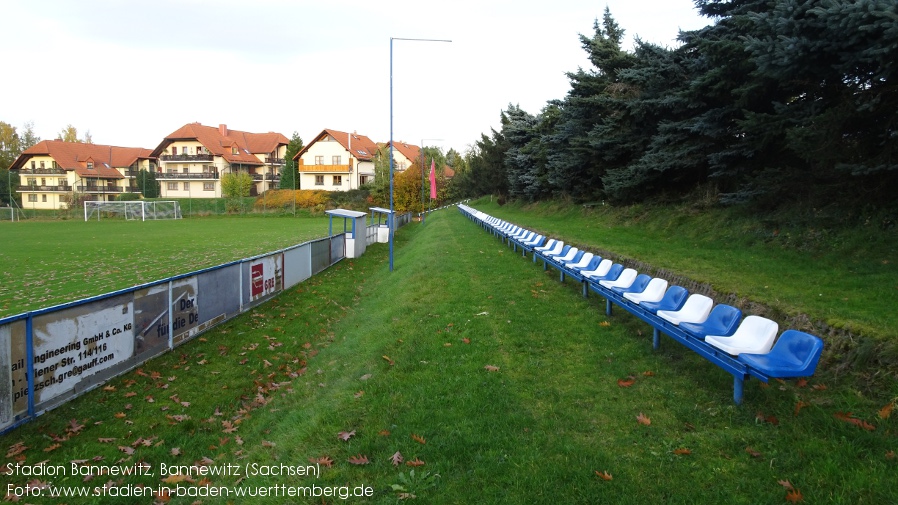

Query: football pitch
left=0, top=215, right=330, bottom=318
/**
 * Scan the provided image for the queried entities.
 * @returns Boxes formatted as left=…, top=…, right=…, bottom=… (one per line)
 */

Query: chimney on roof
left=219, top=124, right=228, bottom=137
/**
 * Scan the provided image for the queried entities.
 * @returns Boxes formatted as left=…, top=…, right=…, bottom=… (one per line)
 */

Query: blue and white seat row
left=458, top=204, right=824, bottom=404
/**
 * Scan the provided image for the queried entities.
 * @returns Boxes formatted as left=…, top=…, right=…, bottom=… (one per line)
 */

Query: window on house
left=332, top=155, right=341, bottom=165
left=167, top=182, right=178, bottom=190
left=87, top=162, right=94, bottom=169
left=30, top=161, right=35, bottom=169
left=315, top=155, right=324, bottom=165
left=42, top=195, right=47, bottom=202
left=27, top=178, right=36, bottom=186
left=333, top=175, right=342, bottom=186
left=232, top=147, right=238, bottom=155
left=40, top=161, right=45, bottom=169
left=183, top=182, right=190, bottom=191
left=53, top=161, right=58, bottom=169
left=359, top=175, right=370, bottom=185
left=171, top=147, right=178, bottom=155
left=41, top=178, right=46, bottom=186
left=59, top=178, right=66, bottom=186
left=182, top=166, right=189, bottom=173
left=314, top=175, right=324, bottom=186
left=203, top=182, right=214, bottom=191
left=28, top=194, right=37, bottom=202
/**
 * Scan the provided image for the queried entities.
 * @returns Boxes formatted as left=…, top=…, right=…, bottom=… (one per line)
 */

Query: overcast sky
left=1, top=0, right=710, bottom=154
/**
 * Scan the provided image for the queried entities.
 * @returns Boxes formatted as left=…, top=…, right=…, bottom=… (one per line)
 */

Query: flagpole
left=389, top=37, right=451, bottom=272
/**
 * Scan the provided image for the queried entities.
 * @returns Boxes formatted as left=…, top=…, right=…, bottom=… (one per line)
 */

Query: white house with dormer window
left=293, top=129, right=379, bottom=191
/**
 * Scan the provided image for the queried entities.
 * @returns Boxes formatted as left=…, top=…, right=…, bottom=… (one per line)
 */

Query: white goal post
left=4, top=207, right=25, bottom=221
left=84, top=201, right=183, bottom=221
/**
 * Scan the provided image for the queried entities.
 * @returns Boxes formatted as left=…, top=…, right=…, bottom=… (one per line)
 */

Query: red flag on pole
left=429, top=157, right=437, bottom=199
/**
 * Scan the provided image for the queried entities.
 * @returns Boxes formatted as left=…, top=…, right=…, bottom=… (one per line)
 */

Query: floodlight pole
left=390, top=37, right=451, bottom=271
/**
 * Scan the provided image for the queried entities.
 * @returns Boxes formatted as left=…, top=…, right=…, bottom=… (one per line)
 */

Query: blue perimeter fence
left=0, top=233, right=350, bottom=434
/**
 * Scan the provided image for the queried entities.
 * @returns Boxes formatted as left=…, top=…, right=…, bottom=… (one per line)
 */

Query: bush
left=253, top=190, right=329, bottom=210
left=117, top=193, right=141, bottom=201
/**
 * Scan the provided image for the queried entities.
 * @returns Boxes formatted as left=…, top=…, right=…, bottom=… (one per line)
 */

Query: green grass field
left=0, top=215, right=329, bottom=318
left=1, top=208, right=895, bottom=504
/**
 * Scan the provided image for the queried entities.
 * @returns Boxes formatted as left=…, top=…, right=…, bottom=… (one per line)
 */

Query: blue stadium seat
left=586, top=263, right=624, bottom=283
left=679, top=304, right=743, bottom=339
left=737, top=330, right=824, bottom=378
left=612, top=274, right=652, bottom=295
left=640, top=286, right=688, bottom=314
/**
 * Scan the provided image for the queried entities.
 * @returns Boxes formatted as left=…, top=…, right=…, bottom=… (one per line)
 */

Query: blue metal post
left=25, top=315, right=34, bottom=417
left=389, top=38, right=395, bottom=272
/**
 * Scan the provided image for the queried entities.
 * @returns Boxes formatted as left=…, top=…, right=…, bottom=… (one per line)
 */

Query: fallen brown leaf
left=879, top=402, right=894, bottom=420
left=309, top=456, right=333, bottom=468
left=786, top=489, right=804, bottom=503
left=347, top=454, right=370, bottom=465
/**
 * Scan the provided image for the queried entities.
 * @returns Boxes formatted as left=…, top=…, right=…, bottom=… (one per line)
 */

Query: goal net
left=4, top=206, right=26, bottom=221
left=84, top=201, right=182, bottom=221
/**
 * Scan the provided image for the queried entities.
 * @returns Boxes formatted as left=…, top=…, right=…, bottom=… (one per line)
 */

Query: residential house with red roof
left=293, top=129, right=378, bottom=191
left=10, top=140, right=155, bottom=210
left=150, top=123, right=290, bottom=198
left=386, top=141, right=422, bottom=173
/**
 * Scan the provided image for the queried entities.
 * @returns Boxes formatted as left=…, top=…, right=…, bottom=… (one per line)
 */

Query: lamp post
left=390, top=36, right=451, bottom=272
left=419, top=138, right=443, bottom=226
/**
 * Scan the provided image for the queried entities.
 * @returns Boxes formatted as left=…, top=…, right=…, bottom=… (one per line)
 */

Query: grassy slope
left=3, top=210, right=894, bottom=504
left=0, top=215, right=329, bottom=318
left=472, top=199, right=898, bottom=377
